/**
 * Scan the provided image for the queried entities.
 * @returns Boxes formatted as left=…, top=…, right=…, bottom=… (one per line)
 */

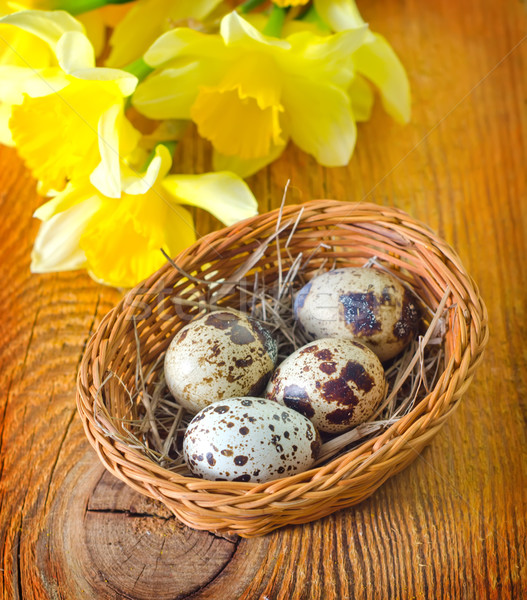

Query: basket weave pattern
left=76, top=201, right=488, bottom=537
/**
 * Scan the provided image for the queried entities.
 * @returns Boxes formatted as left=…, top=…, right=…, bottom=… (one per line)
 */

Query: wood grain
left=1, top=0, right=526, bottom=598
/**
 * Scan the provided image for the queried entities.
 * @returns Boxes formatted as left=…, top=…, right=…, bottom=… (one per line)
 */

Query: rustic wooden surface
left=1, top=0, right=526, bottom=598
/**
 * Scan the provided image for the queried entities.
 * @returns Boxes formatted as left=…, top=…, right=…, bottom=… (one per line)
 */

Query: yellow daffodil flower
left=314, top=0, right=410, bottom=123
left=106, top=0, right=225, bottom=68
left=133, top=11, right=368, bottom=177
left=0, top=10, right=140, bottom=197
left=0, top=4, right=72, bottom=144
left=31, top=145, right=258, bottom=288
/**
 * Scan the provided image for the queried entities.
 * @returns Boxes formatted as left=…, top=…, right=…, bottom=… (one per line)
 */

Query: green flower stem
left=60, top=0, right=134, bottom=15
left=239, top=0, right=267, bottom=14
left=123, top=58, right=154, bottom=82
left=263, top=5, right=286, bottom=37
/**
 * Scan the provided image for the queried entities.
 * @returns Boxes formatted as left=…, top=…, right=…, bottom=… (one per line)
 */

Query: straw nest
left=76, top=200, right=488, bottom=537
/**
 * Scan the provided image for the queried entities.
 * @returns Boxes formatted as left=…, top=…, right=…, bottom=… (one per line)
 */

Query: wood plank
left=1, top=0, right=526, bottom=597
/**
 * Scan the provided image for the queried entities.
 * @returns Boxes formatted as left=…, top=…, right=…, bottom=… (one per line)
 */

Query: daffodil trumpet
left=134, top=11, right=368, bottom=177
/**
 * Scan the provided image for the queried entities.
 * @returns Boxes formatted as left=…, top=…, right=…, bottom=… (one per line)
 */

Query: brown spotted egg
left=183, top=397, right=321, bottom=483
left=294, top=267, right=420, bottom=361
left=265, top=338, right=385, bottom=434
left=164, top=310, right=277, bottom=413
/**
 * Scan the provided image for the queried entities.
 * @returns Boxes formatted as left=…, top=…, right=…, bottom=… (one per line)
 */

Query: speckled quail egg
left=164, top=310, right=277, bottom=413
left=183, top=397, right=321, bottom=483
left=265, top=338, right=385, bottom=434
left=294, top=267, right=420, bottom=361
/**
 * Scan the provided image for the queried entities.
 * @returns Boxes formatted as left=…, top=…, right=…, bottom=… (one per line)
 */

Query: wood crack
left=86, top=508, right=175, bottom=520
left=85, top=507, right=238, bottom=544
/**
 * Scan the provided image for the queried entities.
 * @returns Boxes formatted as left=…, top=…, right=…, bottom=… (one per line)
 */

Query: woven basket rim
left=76, top=199, right=489, bottom=535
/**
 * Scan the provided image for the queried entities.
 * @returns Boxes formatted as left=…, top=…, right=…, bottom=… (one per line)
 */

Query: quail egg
left=164, top=310, right=277, bottom=413
left=294, top=267, right=420, bottom=361
left=183, top=397, right=321, bottom=483
left=266, top=338, right=385, bottom=434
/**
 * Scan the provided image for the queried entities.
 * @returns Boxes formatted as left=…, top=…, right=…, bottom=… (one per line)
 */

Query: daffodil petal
left=0, top=65, right=68, bottom=102
left=313, top=0, right=365, bottom=31
left=71, top=67, right=137, bottom=96
left=162, top=171, right=258, bottom=226
left=285, top=27, right=366, bottom=87
left=107, top=1, right=167, bottom=67
left=144, top=26, right=226, bottom=67
left=133, top=62, right=218, bottom=119
left=33, top=180, right=97, bottom=220
left=349, top=73, right=374, bottom=122
left=290, top=25, right=367, bottom=62
left=31, top=196, right=100, bottom=273
left=56, top=31, right=95, bottom=73
left=0, top=20, right=54, bottom=68
left=284, top=79, right=356, bottom=166
left=107, top=0, right=223, bottom=67
left=221, top=11, right=290, bottom=49
left=89, top=103, right=125, bottom=198
left=119, top=109, right=142, bottom=154
left=281, top=19, right=328, bottom=37
left=212, top=143, right=287, bottom=178
left=0, top=10, right=84, bottom=50
left=122, top=144, right=173, bottom=195
left=353, top=32, right=411, bottom=124
left=0, top=65, right=42, bottom=103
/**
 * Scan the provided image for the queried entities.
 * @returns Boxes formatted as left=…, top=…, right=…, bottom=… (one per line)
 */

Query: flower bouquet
left=0, top=0, right=410, bottom=287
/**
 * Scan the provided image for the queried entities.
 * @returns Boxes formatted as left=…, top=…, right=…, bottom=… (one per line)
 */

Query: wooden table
left=1, top=0, right=526, bottom=598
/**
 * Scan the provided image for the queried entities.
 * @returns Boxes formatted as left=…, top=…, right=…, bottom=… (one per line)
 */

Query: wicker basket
left=76, top=201, right=488, bottom=537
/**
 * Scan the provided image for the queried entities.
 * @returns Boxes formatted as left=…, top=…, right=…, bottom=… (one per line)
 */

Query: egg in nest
left=164, top=310, right=277, bottom=413
left=294, top=267, right=420, bottom=361
left=266, top=338, right=385, bottom=434
left=183, top=397, right=321, bottom=483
